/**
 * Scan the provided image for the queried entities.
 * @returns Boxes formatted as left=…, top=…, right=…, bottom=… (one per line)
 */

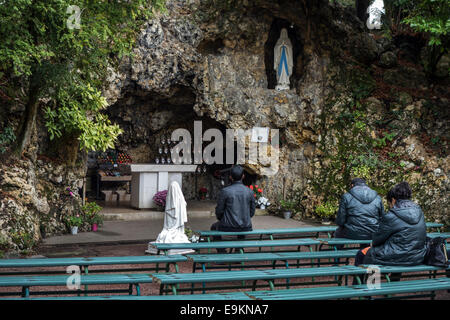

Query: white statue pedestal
left=130, top=164, right=197, bottom=209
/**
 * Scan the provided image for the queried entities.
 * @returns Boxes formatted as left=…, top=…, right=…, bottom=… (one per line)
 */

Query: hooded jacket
left=215, top=181, right=256, bottom=232
left=364, top=199, right=427, bottom=266
left=336, top=184, right=384, bottom=240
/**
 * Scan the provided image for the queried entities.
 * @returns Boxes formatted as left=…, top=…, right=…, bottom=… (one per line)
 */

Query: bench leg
left=22, top=286, right=30, bottom=298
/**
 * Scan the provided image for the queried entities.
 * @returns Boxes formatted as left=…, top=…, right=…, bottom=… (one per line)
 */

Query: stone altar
left=130, top=164, right=197, bottom=209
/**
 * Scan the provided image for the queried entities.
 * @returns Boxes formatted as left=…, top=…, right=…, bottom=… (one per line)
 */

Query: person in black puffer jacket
left=357, top=181, right=427, bottom=266
left=335, top=178, right=384, bottom=240
left=211, top=166, right=256, bottom=253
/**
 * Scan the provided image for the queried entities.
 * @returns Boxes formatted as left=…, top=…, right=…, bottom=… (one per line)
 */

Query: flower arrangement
left=199, top=187, right=208, bottom=200
left=248, top=184, right=263, bottom=199
left=257, top=196, right=271, bottom=209
left=153, top=190, right=168, bottom=209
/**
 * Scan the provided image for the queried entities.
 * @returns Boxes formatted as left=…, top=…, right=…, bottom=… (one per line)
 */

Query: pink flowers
left=153, top=190, right=168, bottom=208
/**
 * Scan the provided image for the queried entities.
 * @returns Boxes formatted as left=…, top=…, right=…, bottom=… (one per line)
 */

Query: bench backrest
left=0, top=255, right=187, bottom=269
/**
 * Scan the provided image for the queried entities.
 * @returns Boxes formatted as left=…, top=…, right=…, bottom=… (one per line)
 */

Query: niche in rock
left=264, top=18, right=302, bottom=90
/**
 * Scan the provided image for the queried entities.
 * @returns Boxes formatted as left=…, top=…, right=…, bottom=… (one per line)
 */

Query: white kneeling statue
left=274, top=28, right=293, bottom=91
left=146, top=181, right=194, bottom=255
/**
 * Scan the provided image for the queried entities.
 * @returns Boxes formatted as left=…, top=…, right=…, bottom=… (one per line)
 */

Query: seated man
left=335, top=178, right=384, bottom=240
left=356, top=181, right=427, bottom=267
left=211, top=165, right=255, bottom=253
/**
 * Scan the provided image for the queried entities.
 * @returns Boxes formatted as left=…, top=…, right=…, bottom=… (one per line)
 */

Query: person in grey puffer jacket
left=362, top=181, right=427, bottom=266
left=335, top=178, right=384, bottom=240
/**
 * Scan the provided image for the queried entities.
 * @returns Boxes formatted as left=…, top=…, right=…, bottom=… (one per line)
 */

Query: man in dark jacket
left=362, top=182, right=427, bottom=266
left=335, top=178, right=384, bottom=240
left=211, top=166, right=255, bottom=252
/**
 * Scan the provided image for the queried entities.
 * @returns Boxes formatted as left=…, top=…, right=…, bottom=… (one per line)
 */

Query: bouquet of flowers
left=248, top=184, right=263, bottom=199
left=257, top=196, right=270, bottom=209
left=199, top=187, right=208, bottom=200
left=153, top=190, right=168, bottom=210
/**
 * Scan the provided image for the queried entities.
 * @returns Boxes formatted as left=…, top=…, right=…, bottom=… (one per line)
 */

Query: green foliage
left=10, top=230, right=36, bottom=250
left=402, top=0, right=450, bottom=47
left=372, top=132, right=396, bottom=148
left=315, top=200, right=338, bottom=218
left=279, top=199, right=296, bottom=212
left=0, top=0, right=165, bottom=152
left=0, top=126, right=16, bottom=153
left=350, top=165, right=372, bottom=180
left=65, top=214, right=83, bottom=228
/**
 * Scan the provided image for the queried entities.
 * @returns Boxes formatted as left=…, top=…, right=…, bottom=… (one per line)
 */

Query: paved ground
left=41, top=215, right=318, bottom=247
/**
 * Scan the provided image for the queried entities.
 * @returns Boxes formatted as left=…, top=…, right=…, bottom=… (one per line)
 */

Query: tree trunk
left=14, top=81, right=39, bottom=156
left=356, top=0, right=370, bottom=25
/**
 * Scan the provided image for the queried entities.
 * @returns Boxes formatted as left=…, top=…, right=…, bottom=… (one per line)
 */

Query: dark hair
left=351, top=178, right=366, bottom=186
left=387, top=181, right=412, bottom=202
left=230, top=165, right=244, bottom=181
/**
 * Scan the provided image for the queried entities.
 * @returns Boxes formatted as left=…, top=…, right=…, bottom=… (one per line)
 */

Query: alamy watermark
left=66, top=5, right=83, bottom=30
left=366, top=265, right=381, bottom=290
left=66, top=265, right=81, bottom=290
left=169, top=121, right=280, bottom=176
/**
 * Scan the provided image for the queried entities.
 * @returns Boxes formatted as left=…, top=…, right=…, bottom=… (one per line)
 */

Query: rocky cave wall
left=105, top=0, right=448, bottom=222
left=0, top=0, right=448, bottom=253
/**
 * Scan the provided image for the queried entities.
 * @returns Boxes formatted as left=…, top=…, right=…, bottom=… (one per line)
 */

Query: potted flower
left=153, top=190, right=168, bottom=211
left=257, top=196, right=271, bottom=210
left=66, top=215, right=83, bottom=235
left=279, top=199, right=296, bottom=219
left=82, top=202, right=103, bottom=232
left=315, top=201, right=338, bottom=225
left=199, top=187, right=208, bottom=200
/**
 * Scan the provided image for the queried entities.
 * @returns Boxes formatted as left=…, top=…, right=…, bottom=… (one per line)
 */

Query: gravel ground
left=0, top=243, right=448, bottom=300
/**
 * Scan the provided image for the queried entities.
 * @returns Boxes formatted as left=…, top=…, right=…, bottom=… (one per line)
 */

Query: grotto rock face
left=0, top=0, right=448, bottom=253
left=104, top=0, right=448, bottom=224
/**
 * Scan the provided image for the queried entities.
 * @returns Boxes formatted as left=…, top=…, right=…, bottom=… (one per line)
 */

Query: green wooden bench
left=0, top=291, right=251, bottom=300
left=0, top=255, right=187, bottom=276
left=197, top=226, right=338, bottom=241
left=318, top=232, right=449, bottom=251
left=152, top=264, right=450, bottom=295
left=150, top=238, right=321, bottom=255
left=187, top=250, right=359, bottom=272
left=247, top=277, right=450, bottom=300
left=0, top=273, right=154, bottom=298
left=195, top=222, right=444, bottom=242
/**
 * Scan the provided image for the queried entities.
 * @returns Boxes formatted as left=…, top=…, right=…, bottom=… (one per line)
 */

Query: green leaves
left=0, top=0, right=165, bottom=153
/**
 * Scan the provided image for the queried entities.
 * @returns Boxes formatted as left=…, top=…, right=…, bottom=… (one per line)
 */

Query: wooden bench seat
left=247, top=277, right=450, bottom=300
left=187, top=250, right=359, bottom=272
left=0, top=291, right=250, bottom=300
left=0, top=255, right=187, bottom=276
left=0, top=273, right=154, bottom=297
left=152, top=264, right=450, bottom=295
left=151, top=239, right=321, bottom=255
left=196, top=223, right=444, bottom=241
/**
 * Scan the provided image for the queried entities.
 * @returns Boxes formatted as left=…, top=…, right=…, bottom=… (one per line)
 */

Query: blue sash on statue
left=278, top=46, right=289, bottom=77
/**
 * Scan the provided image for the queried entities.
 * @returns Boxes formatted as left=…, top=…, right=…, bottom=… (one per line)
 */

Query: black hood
left=349, top=186, right=378, bottom=204
left=391, top=200, right=422, bottom=225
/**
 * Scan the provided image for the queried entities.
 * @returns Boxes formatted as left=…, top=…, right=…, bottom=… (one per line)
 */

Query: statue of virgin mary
left=146, top=181, right=194, bottom=255
left=274, top=28, right=293, bottom=91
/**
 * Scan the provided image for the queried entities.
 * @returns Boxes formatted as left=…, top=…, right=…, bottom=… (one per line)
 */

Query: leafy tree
left=402, top=0, right=449, bottom=74
left=0, top=0, right=165, bottom=156
left=383, top=0, right=449, bottom=74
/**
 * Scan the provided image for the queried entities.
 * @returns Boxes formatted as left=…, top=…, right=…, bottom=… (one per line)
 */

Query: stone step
left=100, top=208, right=268, bottom=221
